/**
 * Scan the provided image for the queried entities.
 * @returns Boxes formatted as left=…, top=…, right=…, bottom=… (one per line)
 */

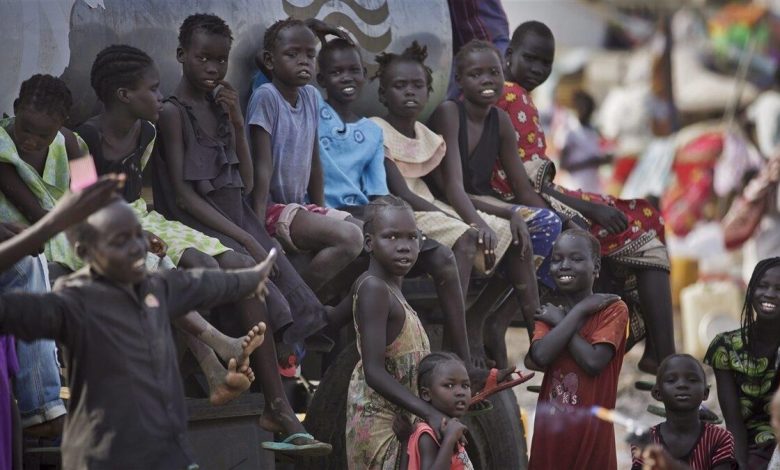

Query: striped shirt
left=631, top=423, right=737, bottom=470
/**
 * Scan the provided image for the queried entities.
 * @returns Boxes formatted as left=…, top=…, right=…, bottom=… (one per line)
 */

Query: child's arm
left=355, top=277, right=447, bottom=431
left=383, top=159, right=443, bottom=213
left=0, top=164, right=48, bottom=223
left=418, top=419, right=468, bottom=470
left=529, top=294, right=619, bottom=367
left=495, top=109, right=551, bottom=209
left=0, top=290, right=79, bottom=346
left=248, top=125, right=273, bottom=221
left=215, top=81, right=254, bottom=195
left=566, top=334, right=616, bottom=376
left=540, top=185, right=628, bottom=235
left=713, top=369, right=749, bottom=468
left=308, top=133, right=325, bottom=206
left=157, top=103, right=269, bottom=262
left=565, top=297, right=625, bottom=376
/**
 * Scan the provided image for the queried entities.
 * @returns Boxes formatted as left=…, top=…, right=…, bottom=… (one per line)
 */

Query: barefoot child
left=246, top=18, right=363, bottom=294
left=153, top=13, right=330, bottom=454
left=528, top=229, right=628, bottom=470
left=0, top=198, right=275, bottom=469
left=705, top=257, right=780, bottom=469
left=77, top=44, right=267, bottom=405
left=496, top=21, right=674, bottom=373
left=631, top=354, right=736, bottom=470
left=399, top=352, right=474, bottom=470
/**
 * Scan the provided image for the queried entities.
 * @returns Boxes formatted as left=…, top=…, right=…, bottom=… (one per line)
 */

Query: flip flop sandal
left=527, top=385, right=541, bottom=394
left=469, top=368, right=535, bottom=406
left=261, top=432, right=333, bottom=457
left=466, top=399, right=494, bottom=417
left=634, top=380, right=654, bottom=391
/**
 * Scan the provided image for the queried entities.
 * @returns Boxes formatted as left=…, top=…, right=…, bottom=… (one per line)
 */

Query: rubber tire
left=299, top=342, right=528, bottom=469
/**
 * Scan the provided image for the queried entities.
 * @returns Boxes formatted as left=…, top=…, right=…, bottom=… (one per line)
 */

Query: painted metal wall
left=1, top=0, right=452, bottom=124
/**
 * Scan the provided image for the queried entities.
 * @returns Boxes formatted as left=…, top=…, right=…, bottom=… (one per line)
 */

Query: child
left=560, top=90, right=609, bottom=194
left=0, top=198, right=275, bottom=469
left=246, top=18, right=363, bottom=294
left=705, top=257, right=780, bottom=469
left=316, top=37, right=473, bottom=367
left=426, top=39, right=562, bottom=365
left=400, top=352, right=474, bottom=470
left=631, top=354, right=736, bottom=470
left=346, top=195, right=445, bottom=469
left=528, top=229, right=628, bottom=470
left=496, top=21, right=674, bottom=373
left=153, top=13, right=330, bottom=454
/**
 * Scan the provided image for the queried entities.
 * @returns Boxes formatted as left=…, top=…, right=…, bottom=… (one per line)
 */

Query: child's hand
left=214, top=80, right=244, bottom=128
left=392, top=413, right=413, bottom=443
left=144, top=230, right=168, bottom=257
left=509, top=210, right=532, bottom=253
left=44, top=174, right=125, bottom=233
left=534, top=303, right=566, bottom=326
left=442, top=418, right=468, bottom=445
left=578, top=293, right=621, bottom=315
left=640, top=444, right=688, bottom=470
left=252, top=248, right=277, bottom=299
left=585, top=203, right=628, bottom=234
left=425, top=409, right=449, bottom=441
left=475, top=223, right=498, bottom=270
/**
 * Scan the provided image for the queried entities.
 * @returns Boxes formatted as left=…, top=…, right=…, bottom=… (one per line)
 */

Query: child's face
left=317, top=47, right=365, bottom=104
left=123, top=65, right=164, bottom=123
left=266, top=25, right=317, bottom=87
left=79, top=201, right=148, bottom=285
left=380, top=60, right=429, bottom=120
left=421, top=361, right=470, bottom=418
left=506, top=32, right=554, bottom=92
left=455, top=49, right=504, bottom=106
left=549, top=235, right=599, bottom=294
left=652, top=357, right=708, bottom=412
left=178, top=30, right=231, bottom=93
left=365, top=207, right=420, bottom=277
left=753, top=266, right=780, bottom=321
left=11, top=105, right=63, bottom=156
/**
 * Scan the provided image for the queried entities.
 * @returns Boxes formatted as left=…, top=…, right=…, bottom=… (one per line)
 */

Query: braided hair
left=453, top=39, right=502, bottom=74
left=263, top=18, right=306, bottom=53
left=90, top=45, right=154, bottom=103
left=13, top=74, right=72, bottom=121
left=178, top=13, right=233, bottom=49
left=741, top=257, right=780, bottom=354
left=417, top=352, right=465, bottom=391
left=373, top=40, right=434, bottom=99
left=362, top=195, right=412, bottom=236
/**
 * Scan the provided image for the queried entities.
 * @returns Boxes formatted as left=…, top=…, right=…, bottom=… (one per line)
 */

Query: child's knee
left=216, top=250, right=255, bottom=269
left=453, top=229, right=478, bottom=259
left=336, top=222, right=364, bottom=258
left=425, top=245, right=459, bottom=279
left=178, top=248, right=220, bottom=269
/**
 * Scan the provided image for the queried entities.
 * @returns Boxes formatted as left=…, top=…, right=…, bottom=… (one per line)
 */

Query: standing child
left=528, top=229, right=628, bottom=470
left=0, top=198, right=275, bottom=469
left=246, top=18, right=363, bottom=294
left=560, top=90, right=609, bottom=194
left=496, top=21, right=674, bottom=373
left=705, top=257, right=780, bottom=469
left=631, top=354, right=736, bottom=470
left=153, top=13, right=330, bottom=454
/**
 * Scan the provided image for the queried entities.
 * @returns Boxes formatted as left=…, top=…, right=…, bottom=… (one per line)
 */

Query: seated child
left=77, top=44, right=270, bottom=405
left=246, top=18, right=363, bottom=294
left=315, top=37, right=472, bottom=365
left=399, top=352, right=474, bottom=470
left=705, top=257, right=780, bottom=469
left=0, top=198, right=274, bottom=469
left=528, top=229, right=628, bottom=470
left=560, top=90, right=609, bottom=194
left=425, top=40, right=563, bottom=365
left=153, top=13, right=330, bottom=453
left=631, top=354, right=736, bottom=470
left=496, top=21, right=674, bottom=373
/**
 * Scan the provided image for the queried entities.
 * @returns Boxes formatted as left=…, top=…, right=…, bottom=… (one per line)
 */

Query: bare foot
left=469, top=343, right=489, bottom=370
left=208, top=358, right=253, bottom=406
left=483, top=322, right=510, bottom=369
left=258, top=397, right=316, bottom=445
left=638, top=355, right=659, bottom=375
left=209, top=322, right=266, bottom=370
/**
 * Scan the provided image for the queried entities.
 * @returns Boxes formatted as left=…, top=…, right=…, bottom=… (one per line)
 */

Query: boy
left=0, top=198, right=275, bottom=469
left=246, top=18, right=363, bottom=294
left=560, top=90, right=609, bottom=194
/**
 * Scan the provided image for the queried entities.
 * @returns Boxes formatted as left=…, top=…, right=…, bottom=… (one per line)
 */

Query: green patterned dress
left=704, top=329, right=779, bottom=446
left=346, top=275, right=431, bottom=470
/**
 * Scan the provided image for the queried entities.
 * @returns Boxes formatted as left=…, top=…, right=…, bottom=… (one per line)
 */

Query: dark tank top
left=455, top=100, right=501, bottom=197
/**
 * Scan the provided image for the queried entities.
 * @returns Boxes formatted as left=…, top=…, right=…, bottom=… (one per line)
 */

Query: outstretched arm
left=0, top=291, right=78, bottom=345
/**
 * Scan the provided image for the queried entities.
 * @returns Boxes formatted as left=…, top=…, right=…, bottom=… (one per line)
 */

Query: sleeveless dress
left=76, top=117, right=229, bottom=265
left=346, top=275, right=431, bottom=470
left=152, top=95, right=326, bottom=343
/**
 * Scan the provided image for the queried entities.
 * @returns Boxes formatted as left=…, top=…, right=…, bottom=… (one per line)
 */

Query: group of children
left=0, top=10, right=776, bottom=470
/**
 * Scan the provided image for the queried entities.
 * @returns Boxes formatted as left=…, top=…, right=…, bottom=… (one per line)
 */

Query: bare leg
left=184, top=332, right=253, bottom=405
left=636, top=268, right=675, bottom=374
left=289, top=210, right=364, bottom=292
left=451, top=229, right=478, bottom=301
left=465, top=276, right=510, bottom=369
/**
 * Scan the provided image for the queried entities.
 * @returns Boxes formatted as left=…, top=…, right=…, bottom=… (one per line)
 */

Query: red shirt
left=529, top=301, right=629, bottom=470
left=630, top=423, right=737, bottom=470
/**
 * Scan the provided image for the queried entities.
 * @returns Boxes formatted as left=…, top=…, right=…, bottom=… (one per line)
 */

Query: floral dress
left=346, top=275, right=431, bottom=470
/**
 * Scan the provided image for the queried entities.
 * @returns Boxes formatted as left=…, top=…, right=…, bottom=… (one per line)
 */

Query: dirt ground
left=505, top=324, right=722, bottom=468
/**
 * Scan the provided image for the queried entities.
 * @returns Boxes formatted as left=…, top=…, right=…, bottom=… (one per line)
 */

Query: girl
left=425, top=39, right=562, bottom=367
left=705, top=257, right=780, bottom=469
left=528, top=229, right=628, bottom=470
left=400, top=352, right=474, bottom=470
left=77, top=44, right=267, bottom=406
left=631, top=354, right=736, bottom=470
left=154, top=13, right=330, bottom=455
left=497, top=20, right=674, bottom=374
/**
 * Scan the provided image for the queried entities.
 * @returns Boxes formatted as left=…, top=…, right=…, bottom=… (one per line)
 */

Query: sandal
left=466, top=399, right=494, bottom=417
left=261, top=432, right=333, bottom=457
left=469, top=368, right=535, bottom=406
